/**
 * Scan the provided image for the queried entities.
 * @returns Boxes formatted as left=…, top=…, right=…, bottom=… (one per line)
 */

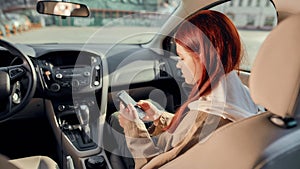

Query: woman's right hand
left=137, top=100, right=162, bottom=122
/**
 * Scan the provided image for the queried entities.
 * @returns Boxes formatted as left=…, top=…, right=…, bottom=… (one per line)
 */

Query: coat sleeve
left=123, top=120, right=160, bottom=169
left=149, top=112, right=174, bottom=136
left=122, top=112, right=174, bottom=169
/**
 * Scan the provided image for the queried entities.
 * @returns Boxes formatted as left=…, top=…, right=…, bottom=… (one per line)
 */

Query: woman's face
left=176, top=43, right=201, bottom=85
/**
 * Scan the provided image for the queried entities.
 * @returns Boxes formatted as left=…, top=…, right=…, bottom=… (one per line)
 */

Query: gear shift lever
left=75, top=104, right=91, bottom=143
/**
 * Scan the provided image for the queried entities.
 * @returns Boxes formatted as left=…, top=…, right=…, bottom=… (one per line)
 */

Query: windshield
left=0, top=0, right=179, bottom=44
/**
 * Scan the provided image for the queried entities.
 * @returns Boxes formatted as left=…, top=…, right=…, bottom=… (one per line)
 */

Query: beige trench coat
left=123, top=110, right=231, bottom=169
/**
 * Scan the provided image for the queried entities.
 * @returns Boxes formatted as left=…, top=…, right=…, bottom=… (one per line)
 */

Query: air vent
left=92, top=65, right=101, bottom=86
left=159, top=62, right=169, bottom=78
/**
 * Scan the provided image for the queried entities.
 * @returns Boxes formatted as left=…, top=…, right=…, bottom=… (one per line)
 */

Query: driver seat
left=0, top=154, right=59, bottom=169
left=158, top=12, right=300, bottom=169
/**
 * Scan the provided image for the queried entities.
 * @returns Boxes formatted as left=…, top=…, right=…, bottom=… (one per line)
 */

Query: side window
left=211, top=0, right=277, bottom=71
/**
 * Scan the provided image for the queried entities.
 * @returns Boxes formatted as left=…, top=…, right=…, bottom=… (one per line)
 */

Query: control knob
left=71, top=80, right=80, bottom=88
left=86, top=155, right=106, bottom=169
left=50, top=83, right=60, bottom=92
left=55, top=73, right=63, bottom=79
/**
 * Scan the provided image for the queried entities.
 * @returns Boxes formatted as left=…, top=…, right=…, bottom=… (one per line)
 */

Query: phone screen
left=117, top=90, right=146, bottom=119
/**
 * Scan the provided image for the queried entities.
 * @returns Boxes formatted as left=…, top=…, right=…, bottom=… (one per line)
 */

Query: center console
left=38, top=56, right=102, bottom=95
left=37, top=51, right=111, bottom=169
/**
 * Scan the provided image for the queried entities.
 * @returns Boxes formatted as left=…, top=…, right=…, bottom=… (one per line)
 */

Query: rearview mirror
left=36, top=1, right=90, bottom=17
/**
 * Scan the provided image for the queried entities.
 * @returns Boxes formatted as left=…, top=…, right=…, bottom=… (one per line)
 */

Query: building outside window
left=239, top=0, right=243, bottom=6
left=256, top=0, right=261, bottom=7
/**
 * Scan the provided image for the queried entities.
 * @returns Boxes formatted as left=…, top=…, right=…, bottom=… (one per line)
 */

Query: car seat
left=0, top=154, right=58, bottom=169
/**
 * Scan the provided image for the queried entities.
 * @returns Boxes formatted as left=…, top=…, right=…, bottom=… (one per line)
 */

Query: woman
left=109, top=10, right=259, bottom=169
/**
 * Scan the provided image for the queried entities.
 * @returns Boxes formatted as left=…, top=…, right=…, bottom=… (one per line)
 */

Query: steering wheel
left=0, top=39, right=37, bottom=122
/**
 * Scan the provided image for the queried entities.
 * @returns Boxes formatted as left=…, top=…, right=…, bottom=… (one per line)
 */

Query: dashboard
left=0, top=42, right=183, bottom=169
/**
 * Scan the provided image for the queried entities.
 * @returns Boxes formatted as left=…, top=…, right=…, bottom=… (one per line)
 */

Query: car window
left=0, top=0, right=180, bottom=44
left=211, top=0, right=277, bottom=71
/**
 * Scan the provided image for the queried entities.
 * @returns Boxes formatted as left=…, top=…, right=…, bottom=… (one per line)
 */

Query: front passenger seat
left=0, top=154, right=59, bottom=169
left=159, top=12, right=300, bottom=169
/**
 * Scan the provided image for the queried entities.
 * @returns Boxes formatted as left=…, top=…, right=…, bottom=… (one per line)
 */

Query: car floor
left=0, top=116, right=59, bottom=163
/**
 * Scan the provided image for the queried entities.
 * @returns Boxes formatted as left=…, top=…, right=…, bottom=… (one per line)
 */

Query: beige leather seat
left=158, top=12, right=300, bottom=169
left=0, top=155, right=59, bottom=169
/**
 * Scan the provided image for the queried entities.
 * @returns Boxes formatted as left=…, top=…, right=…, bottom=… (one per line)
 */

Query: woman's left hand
left=118, top=102, right=140, bottom=128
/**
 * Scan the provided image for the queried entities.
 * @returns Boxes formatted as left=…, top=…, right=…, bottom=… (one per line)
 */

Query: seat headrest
left=249, top=13, right=300, bottom=118
left=273, top=0, right=300, bottom=21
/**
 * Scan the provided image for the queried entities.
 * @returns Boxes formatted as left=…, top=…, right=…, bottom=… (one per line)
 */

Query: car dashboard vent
left=92, top=65, right=101, bottom=87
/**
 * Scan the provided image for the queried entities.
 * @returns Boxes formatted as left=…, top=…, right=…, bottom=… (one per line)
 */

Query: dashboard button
left=71, top=80, right=80, bottom=87
left=50, top=83, right=61, bottom=92
left=94, top=81, right=100, bottom=86
left=55, top=73, right=63, bottom=79
left=58, top=105, right=66, bottom=112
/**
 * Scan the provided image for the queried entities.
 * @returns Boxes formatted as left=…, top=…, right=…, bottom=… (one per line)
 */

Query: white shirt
left=188, top=71, right=260, bottom=122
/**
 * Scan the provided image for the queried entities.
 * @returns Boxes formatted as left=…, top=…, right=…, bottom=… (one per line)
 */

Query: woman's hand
left=137, top=100, right=162, bottom=122
left=118, top=102, right=140, bottom=128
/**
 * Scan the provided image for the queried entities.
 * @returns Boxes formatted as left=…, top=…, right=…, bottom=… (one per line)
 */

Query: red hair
left=166, top=10, right=242, bottom=132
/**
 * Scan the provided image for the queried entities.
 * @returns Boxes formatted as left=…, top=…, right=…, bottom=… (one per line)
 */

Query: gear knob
left=76, top=104, right=89, bottom=126
left=76, top=104, right=91, bottom=142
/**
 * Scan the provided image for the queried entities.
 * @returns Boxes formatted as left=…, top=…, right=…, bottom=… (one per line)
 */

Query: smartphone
left=116, top=90, right=146, bottom=119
